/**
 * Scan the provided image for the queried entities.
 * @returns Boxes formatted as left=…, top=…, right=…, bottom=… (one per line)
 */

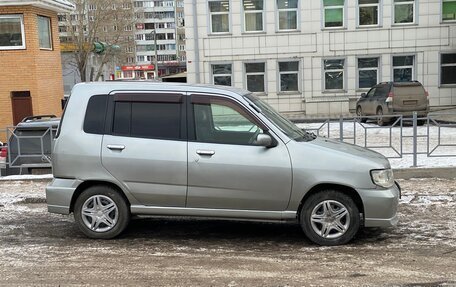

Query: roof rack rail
left=22, top=115, right=57, bottom=122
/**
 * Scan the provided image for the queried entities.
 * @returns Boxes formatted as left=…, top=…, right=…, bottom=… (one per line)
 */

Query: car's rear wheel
left=74, top=185, right=130, bottom=239
left=300, top=190, right=360, bottom=246
left=376, top=107, right=387, bottom=126
left=356, top=106, right=367, bottom=123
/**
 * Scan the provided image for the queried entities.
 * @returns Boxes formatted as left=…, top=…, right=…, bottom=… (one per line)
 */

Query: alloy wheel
left=81, top=195, right=119, bottom=232
left=310, top=200, right=350, bottom=239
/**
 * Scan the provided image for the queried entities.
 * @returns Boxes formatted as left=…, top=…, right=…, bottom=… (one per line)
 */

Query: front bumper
left=358, top=181, right=401, bottom=227
left=46, top=178, right=81, bottom=214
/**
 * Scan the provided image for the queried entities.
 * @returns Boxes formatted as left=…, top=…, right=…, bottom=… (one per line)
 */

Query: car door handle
left=107, top=144, right=125, bottom=151
left=196, top=150, right=215, bottom=156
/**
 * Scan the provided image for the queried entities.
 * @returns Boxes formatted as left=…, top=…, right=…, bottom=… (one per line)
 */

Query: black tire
left=356, top=106, right=367, bottom=123
left=300, top=190, right=360, bottom=246
left=74, top=185, right=130, bottom=239
left=376, top=107, right=388, bottom=126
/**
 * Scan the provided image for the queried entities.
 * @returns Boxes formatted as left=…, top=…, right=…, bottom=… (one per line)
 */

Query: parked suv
left=1, top=115, right=59, bottom=176
left=46, top=82, right=400, bottom=246
left=356, top=81, right=429, bottom=126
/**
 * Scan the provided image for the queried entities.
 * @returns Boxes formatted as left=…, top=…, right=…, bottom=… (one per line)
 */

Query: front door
left=186, top=95, right=292, bottom=211
left=101, top=92, right=187, bottom=207
left=11, top=91, right=33, bottom=125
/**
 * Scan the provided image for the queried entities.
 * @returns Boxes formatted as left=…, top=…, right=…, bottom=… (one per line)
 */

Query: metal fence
left=2, top=127, right=56, bottom=174
left=1, top=112, right=455, bottom=174
left=299, top=112, right=456, bottom=167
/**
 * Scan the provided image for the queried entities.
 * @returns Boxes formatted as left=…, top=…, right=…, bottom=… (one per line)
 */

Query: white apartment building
left=185, top=0, right=456, bottom=116
left=133, top=0, right=186, bottom=78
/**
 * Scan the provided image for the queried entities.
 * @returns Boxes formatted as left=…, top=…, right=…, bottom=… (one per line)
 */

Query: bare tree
left=61, top=0, right=136, bottom=82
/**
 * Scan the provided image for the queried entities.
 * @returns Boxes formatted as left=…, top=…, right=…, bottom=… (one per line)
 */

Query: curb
left=393, top=167, right=456, bottom=180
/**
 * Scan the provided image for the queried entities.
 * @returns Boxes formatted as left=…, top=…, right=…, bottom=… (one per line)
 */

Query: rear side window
left=375, top=84, right=390, bottom=97
left=112, top=101, right=182, bottom=140
left=84, top=95, right=108, bottom=134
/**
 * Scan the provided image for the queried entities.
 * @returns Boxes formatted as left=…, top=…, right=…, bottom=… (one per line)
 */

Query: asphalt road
left=0, top=179, right=455, bottom=286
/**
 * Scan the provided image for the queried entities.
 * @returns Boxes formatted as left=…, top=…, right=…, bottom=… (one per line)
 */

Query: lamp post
left=151, top=29, right=159, bottom=80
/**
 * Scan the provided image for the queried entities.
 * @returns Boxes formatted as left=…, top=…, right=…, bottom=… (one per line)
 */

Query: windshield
left=244, top=94, right=315, bottom=142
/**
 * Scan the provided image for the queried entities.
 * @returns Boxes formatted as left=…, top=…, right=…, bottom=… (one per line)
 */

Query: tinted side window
left=375, top=84, right=390, bottom=98
left=112, top=101, right=181, bottom=140
left=84, top=95, right=108, bottom=134
left=131, top=102, right=180, bottom=139
left=113, top=102, right=131, bottom=136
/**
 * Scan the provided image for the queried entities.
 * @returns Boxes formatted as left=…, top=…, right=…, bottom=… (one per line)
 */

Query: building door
left=11, top=91, right=33, bottom=125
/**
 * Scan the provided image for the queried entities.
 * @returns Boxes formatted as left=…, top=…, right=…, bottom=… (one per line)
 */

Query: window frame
left=211, top=62, right=233, bottom=86
left=244, top=62, right=267, bottom=94
left=105, top=92, right=186, bottom=141
left=242, top=0, right=265, bottom=33
left=277, top=60, right=300, bottom=93
left=0, top=14, right=26, bottom=50
left=208, top=0, right=231, bottom=34
left=439, top=52, right=456, bottom=87
left=276, top=0, right=299, bottom=31
left=356, top=56, right=381, bottom=90
left=322, top=0, right=346, bottom=29
left=357, top=0, right=381, bottom=27
left=322, top=58, right=346, bottom=92
left=188, top=94, right=269, bottom=145
left=37, top=15, right=52, bottom=50
left=392, top=54, right=415, bottom=82
left=442, top=0, right=456, bottom=22
left=392, top=0, right=416, bottom=25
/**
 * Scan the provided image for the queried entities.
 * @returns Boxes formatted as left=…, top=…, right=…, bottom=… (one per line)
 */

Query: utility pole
left=153, top=27, right=159, bottom=80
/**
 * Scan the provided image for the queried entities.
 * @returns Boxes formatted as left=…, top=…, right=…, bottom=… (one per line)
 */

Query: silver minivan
left=46, top=82, right=400, bottom=246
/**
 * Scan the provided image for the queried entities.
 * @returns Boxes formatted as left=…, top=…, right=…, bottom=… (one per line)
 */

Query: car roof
left=376, top=81, right=423, bottom=87
left=16, top=118, right=60, bottom=129
left=71, top=82, right=251, bottom=99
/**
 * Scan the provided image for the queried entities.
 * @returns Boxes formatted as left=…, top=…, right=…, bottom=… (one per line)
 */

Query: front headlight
left=370, top=169, right=394, bottom=188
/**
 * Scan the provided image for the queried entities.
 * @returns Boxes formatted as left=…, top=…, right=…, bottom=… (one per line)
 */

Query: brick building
left=0, top=0, right=74, bottom=139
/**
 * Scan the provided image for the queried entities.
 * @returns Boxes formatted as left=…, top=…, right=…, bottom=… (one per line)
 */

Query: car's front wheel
left=300, top=190, right=360, bottom=246
left=74, top=185, right=130, bottom=239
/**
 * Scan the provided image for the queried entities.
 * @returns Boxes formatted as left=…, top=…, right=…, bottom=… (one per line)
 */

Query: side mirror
left=255, top=134, right=273, bottom=147
left=360, top=93, right=367, bottom=98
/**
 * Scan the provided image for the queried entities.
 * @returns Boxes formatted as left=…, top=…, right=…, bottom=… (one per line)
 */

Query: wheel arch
left=297, top=183, right=365, bottom=222
left=70, top=180, right=131, bottom=213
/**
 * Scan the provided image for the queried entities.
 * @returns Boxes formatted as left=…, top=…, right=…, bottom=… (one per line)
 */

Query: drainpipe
left=191, top=0, right=200, bottom=83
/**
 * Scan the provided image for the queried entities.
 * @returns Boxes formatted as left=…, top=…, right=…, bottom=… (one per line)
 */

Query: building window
left=277, top=0, right=298, bottom=30
left=442, top=0, right=456, bottom=21
left=245, top=63, right=265, bottom=93
left=323, top=0, right=344, bottom=28
left=393, top=55, right=414, bottom=82
left=0, top=14, right=25, bottom=49
left=38, top=16, right=52, bottom=49
left=209, top=0, right=230, bottom=33
left=324, top=59, right=345, bottom=90
left=358, top=57, right=379, bottom=89
left=279, top=61, right=299, bottom=92
left=358, top=0, right=379, bottom=26
left=393, top=0, right=414, bottom=24
left=212, top=64, right=232, bottom=86
left=243, top=0, right=264, bottom=32
left=441, top=53, right=456, bottom=85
